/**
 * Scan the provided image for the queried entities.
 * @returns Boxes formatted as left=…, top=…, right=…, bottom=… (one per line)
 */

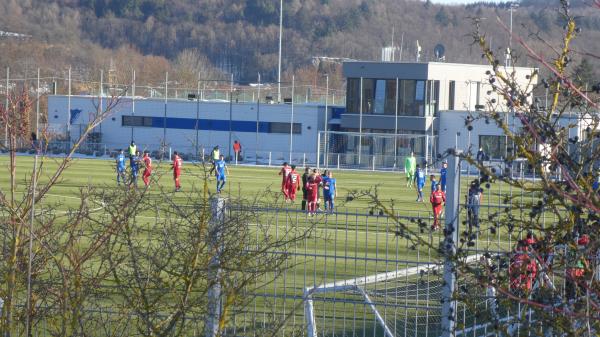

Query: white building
left=321, top=61, right=539, bottom=169
left=47, top=95, right=333, bottom=164
left=439, top=110, right=591, bottom=161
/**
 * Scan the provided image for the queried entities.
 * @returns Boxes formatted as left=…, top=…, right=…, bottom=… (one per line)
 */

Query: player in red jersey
left=278, top=162, right=292, bottom=198
left=142, top=151, right=152, bottom=186
left=306, top=169, right=323, bottom=215
left=285, top=165, right=301, bottom=202
left=429, top=183, right=446, bottom=231
left=172, top=151, right=183, bottom=192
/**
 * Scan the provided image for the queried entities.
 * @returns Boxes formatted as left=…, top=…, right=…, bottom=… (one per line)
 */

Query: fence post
left=205, top=196, right=227, bottom=337
left=372, top=155, right=375, bottom=171
left=337, top=154, right=340, bottom=169
left=317, top=132, right=321, bottom=169
left=269, top=152, right=272, bottom=166
left=303, top=153, right=306, bottom=167
left=441, top=151, right=461, bottom=337
left=425, top=135, right=429, bottom=175
left=169, top=147, right=172, bottom=160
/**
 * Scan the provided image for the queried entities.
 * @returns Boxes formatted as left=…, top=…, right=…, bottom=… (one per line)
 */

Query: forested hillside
left=1, top=0, right=599, bottom=86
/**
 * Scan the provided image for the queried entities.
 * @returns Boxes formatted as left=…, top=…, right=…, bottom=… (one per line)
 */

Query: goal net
left=304, top=255, right=485, bottom=337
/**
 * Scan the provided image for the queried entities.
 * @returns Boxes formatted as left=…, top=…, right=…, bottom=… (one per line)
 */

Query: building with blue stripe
left=47, top=95, right=339, bottom=163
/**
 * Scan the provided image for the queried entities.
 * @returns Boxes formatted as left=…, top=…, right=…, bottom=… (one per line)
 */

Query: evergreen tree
left=435, top=7, right=450, bottom=27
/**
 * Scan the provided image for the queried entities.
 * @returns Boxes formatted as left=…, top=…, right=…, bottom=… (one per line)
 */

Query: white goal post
left=303, top=254, right=486, bottom=337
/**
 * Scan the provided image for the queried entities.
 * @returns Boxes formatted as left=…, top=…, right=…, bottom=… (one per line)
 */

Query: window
left=346, top=78, right=360, bottom=113
left=476, top=82, right=481, bottom=107
left=384, top=80, right=397, bottom=115
left=425, top=80, right=440, bottom=116
left=448, top=81, right=455, bottom=110
left=122, top=116, right=153, bottom=127
left=479, top=135, right=512, bottom=159
left=269, top=122, right=301, bottom=134
left=373, top=79, right=386, bottom=114
left=400, top=80, right=418, bottom=116
left=361, top=78, right=375, bottom=114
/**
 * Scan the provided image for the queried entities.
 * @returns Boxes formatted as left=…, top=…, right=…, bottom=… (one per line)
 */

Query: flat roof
left=343, top=61, right=537, bottom=80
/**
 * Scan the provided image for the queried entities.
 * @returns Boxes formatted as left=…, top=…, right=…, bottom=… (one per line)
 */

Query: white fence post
left=205, top=197, right=226, bottom=337
left=268, top=152, right=272, bottom=166
left=317, top=132, right=321, bottom=169
left=303, top=153, right=306, bottom=167
left=441, top=151, right=462, bottom=337
left=372, top=155, right=375, bottom=171
left=337, top=154, right=340, bottom=169
left=425, top=135, right=429, bottom=175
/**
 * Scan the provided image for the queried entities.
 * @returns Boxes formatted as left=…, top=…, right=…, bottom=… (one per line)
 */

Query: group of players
left=114, top=142, right=231, bottom=194
left=404, top=152, right=449, bottom=230
left=115, top=141, right=185, bottom=191
left=278, top=162, right=337, bottom=215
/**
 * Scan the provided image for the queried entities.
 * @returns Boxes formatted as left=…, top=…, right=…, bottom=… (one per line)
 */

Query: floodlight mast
left=277, top=0, right=283, bottom=103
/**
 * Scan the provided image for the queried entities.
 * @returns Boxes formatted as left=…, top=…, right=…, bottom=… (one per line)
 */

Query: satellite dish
left=434, top=44, right=446, bottom=61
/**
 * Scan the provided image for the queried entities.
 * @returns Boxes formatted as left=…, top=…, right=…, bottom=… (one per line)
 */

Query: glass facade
left=479, top=135, right=512, bottom=159
left=346, top=78, right=439, bottom=117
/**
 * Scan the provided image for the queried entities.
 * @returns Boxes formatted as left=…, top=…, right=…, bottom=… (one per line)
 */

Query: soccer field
left=0, top=154, right=534, bottom=336
left=0, top=155, right=443, bottom=214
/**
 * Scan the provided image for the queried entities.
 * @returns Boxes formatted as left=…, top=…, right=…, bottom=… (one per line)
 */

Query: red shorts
left=287, top=186, right=297, bottom=200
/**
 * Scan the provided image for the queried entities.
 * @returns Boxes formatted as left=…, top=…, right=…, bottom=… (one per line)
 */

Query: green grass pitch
left=0, top=154, right=540, bottom=335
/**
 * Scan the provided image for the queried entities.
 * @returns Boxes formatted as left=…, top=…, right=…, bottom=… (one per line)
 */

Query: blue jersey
left=431, top=179, right=438, bottom=193
left=117, top=154, right=126, bottom=171
left=323, top=177, right=336, bottom=197
left=416, top=169, right=426, bottom=188
left=215, top=159, right=226, bottom=176
left=130, top=156, right=139, bottom=173
left=440, top=167, right=447, bottom=186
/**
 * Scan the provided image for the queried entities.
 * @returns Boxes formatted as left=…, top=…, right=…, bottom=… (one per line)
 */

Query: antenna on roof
left=391, top=26, right=395, bottom=61
left=434, top=44, right=446, bottom=61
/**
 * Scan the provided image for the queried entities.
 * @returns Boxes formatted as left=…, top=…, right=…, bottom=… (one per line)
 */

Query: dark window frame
left=122, top=115, right=152, bottom=127
left=448, top=81, right=456, bottom=110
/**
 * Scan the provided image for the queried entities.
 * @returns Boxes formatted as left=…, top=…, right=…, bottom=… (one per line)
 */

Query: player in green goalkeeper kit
left=404, top=152, right=417, bottom=188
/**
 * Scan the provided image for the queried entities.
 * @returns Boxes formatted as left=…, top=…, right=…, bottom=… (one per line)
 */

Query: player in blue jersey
left=116, top=149, right=126, bottom=185
left=215, top=154, right=229, bottom=193
left=129, top=150, right=141, bottom=188
left=322, top=171, right=337, bottom=213
left=430, top=175, right=438, bottom=193
left=440, top=161, right=448, bottom=192
left=414, top=165, right=426, bottom=202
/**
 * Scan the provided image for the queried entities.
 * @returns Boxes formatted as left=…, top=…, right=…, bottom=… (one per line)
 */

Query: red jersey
left=280, top=166, right=292, bottom=181
left=143, top=155, right=152, bottom=170
left=430, top=190, right=446, bottom=206
left=286, top=171, right=301, bottom=189
left=306, top=175, right=322, bottom=199
left=173, top=155, right=182, bottom=172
